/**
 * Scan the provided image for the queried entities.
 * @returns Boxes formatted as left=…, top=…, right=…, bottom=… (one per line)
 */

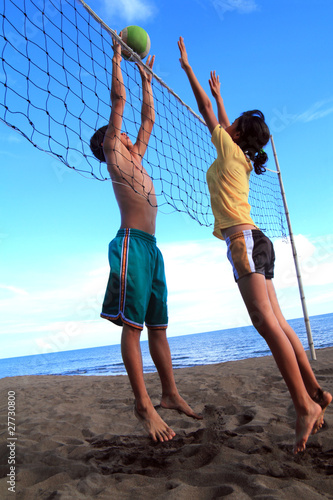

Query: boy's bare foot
left=311, top=388, right=332, bottom=435
left=160, top=394, right=203, bottom=420
left=134, top=403, right=176, bottom=443
left=294, top=401, right=322, bottom=454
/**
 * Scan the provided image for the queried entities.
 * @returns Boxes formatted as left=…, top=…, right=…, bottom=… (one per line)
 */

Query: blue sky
left=1, top=0, right=333, bottom=359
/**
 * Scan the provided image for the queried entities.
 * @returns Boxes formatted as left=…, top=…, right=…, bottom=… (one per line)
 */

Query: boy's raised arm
left=104, top=33, right=126, bottom=149
left=133, top=55, right=156, bottom=158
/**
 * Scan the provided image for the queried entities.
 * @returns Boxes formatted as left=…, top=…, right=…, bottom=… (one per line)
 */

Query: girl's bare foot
left=160, top=394, right=203, bottom=420
left=134, top=403, right=176, bottom=442
left=311, top=388, right=332, bottom=435
left=294, top=401, right=322, bottom=454
left=312, top=388, right=332, bottom=411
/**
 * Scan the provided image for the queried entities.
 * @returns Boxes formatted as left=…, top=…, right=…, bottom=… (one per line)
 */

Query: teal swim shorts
left=101, top=228, right=168, bottom=330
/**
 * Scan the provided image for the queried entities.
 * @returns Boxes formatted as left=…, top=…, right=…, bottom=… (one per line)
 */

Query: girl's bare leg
left=266, top=280, right=332, bottom=421
left=237, top=273, right=322, bottom=453
left=121, top=324, right=176, bottom=442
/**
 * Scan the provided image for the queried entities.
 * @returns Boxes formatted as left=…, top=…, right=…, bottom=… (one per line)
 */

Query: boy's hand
left=178, top=37, right=190, bottom=70
left=112, top=31, right=122, bottom=61
left=137, top=55, right=155, bottom=83
left=208, top=71, right=221, bottom=99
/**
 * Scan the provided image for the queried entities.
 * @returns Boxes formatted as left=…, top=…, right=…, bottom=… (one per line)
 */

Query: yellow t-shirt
left=206, top=124, right=257, bottom=240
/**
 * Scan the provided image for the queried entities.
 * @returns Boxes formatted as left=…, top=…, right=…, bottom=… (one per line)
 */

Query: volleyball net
left=0, top=0, right=287, bottom=238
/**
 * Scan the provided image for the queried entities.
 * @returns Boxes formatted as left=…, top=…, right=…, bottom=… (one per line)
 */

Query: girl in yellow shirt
left=178, top=36, right=331, bottom=454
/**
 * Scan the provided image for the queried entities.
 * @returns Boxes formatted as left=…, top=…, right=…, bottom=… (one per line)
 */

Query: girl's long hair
left=236, top=110, right=270, bottom=174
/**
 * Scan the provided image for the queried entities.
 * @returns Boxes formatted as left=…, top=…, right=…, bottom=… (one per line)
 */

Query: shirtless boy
left=90, top=35, right=201, bottom=442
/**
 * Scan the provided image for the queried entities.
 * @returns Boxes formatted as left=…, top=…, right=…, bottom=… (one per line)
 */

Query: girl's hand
left=178, top=36, right=190, bottom=70
left=209, top=71, right=221, bottom=99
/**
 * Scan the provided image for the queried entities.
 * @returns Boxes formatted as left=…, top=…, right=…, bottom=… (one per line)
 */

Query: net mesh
left=0, top=0, right=287, bottom=238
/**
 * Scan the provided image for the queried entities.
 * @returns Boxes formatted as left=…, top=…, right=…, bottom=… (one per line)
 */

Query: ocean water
left=0, top=313, right=332, bottom=379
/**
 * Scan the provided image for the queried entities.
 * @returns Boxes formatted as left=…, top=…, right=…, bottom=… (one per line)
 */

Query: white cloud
left=160, top=238, right=249, bottom=334
left=211, top=0, right=258, bottom=19
left=0, top=284, right=29, bottom=297
left=274, top=234, right=333, bottom=289
left=270, top=99, right=333, bottom=132
left=161, top=233, right=333, bottom=336
left=296, top=99, right=333, bottom=123
left=102, top=0, right=157, bottom=23
left=32, top=319, right=118, bottom=356
left=1, top=233, right=332, bottom=358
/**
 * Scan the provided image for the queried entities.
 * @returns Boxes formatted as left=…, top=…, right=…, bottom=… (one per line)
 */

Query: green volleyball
left=121, top=26, right=151, bottom=60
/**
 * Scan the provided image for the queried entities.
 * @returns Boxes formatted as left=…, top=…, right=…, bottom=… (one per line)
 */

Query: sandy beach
left=0, top=347, right=332, bottom=499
